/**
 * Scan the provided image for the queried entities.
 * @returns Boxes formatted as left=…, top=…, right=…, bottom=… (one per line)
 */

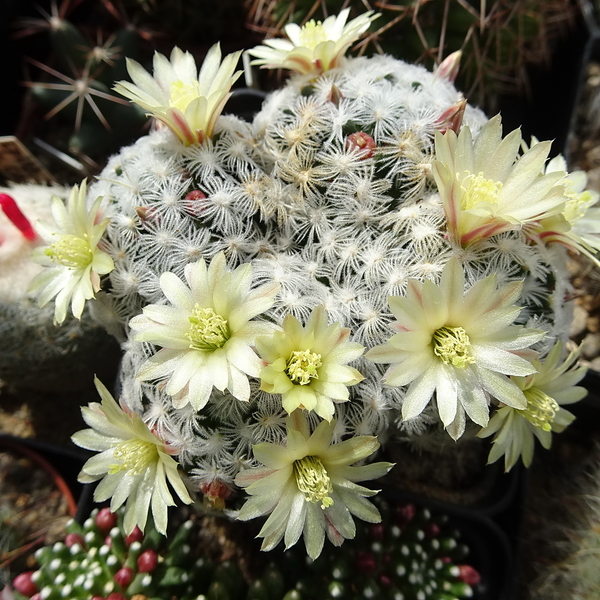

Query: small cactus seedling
left=7, top=498, right=480, bottom=600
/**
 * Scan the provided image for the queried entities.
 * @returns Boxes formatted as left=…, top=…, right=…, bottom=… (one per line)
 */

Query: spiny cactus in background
left=9, top=507, right=207, bottom=600
left=15, top=0, right=150, bottom=174
left=8, top=499, right=479, bottom=600
left=529, top=451, right=600, bottom=600
left=0, top=185, right=119, bottom=391
left=245, top=0, right=577, bottom=111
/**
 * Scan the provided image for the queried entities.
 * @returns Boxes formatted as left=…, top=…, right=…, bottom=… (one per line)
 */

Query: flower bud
left=13, top=571, right=39, bottom=597
left=95, top=508, right=118, bottom=534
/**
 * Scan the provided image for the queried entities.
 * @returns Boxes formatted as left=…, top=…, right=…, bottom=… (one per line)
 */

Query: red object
left=183, top=189, right=207, bottom=217
left=356, top=551, right=378, bottom=576
left=114, top=567, right=134, bottom=588
left=379, top=573, right=393, bottom=588
left=395, top=503, right=416, bottom=528
left=65, top=533, right=85, bottom=548
left=0, top=194, right=37, bottom=241
left=13, top=572, right=39, bottom=597
left=200, top=479, right=232, bottom=509
left=346, top=132, right=376, bottom=159
left=137, top=549, right=159, bottom=573
left=107, top=594, right=126, bottom=600
left=125, top=526, right=144, bottom=546
left=424, top=523, right=441, bottom=538
left=95, top=508, right=118, bottom=534
left=458, top=564, right=481, bottom=586
left=367, top=523, right=385, bottom=541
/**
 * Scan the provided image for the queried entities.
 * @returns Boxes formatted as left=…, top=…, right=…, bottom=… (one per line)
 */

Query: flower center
left=169, top=79, right=202, bottom=112
left=108, top=439, right=158, bottom=475
left=187, top=305, right=230, bottom=351
left=432, top=326, right=475, bottom=368
left=45, top=234, right=93, bottom=268
left=299, top=20, right=329, bottom=49
left=517, top=388, right=559, bottom=432
left=459, top=171, right=503, bottom=212
left=293, top=455, right=334, bottom=509
left=564, top=190, right=595, bottom=225
left=286, top=350, right=322, bottom=385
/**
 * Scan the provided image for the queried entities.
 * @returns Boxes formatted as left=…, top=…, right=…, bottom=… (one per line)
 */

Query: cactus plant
left=6, top=498, right=479, bottom=600
left=0, top=184, right=119, bottom=391
left=26, top=8, right=597, bottom=556
left=245, top=0, right=578, bottom=111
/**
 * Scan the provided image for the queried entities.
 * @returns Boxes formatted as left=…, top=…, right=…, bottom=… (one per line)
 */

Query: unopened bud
left=434, top=98, right=467, bottom=135
left=346, top=132, right=376, bottom=159
left=434, top=50, right=462, bottom=83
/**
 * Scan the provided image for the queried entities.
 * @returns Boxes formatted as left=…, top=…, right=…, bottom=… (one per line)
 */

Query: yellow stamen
left=45, top=234, right=93, bottom=269
left=286, top=350, right=322, bottom=385
left=187, top=305, right=230, bottom=351
left=460, top=171, right=502, bottom=211
left=299, top=20, right=329, bottom=49
left=432, top=326, right=475, bottom=368
left=169, top=79, right=201, bottom=112
left=518, top=388, right=559, bottom=431
left=293, top=455, right=334, bottom=508
left=109, top=439, right=158, bottom=475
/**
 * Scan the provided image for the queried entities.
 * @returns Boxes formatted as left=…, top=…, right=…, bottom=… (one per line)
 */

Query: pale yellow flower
left=256, top=305, right=364, bottom=422
left=432, top=115, right=567, bottom=246
left=72, top=377, right=192, bottom=535
left=114, top=44, right=241, bottom=145
left=29, top=181, right=114, bottom=324
left=130, top=253, right=279, bottom=410
left=248, top=9, right=378, bottom=75
left=235, top=410, right=393, bottom=559
left=526, top=153, right=600, bottom=262
left=479, top=342, right=587, bottom=471
left=366, top=259, right=545, bottom=440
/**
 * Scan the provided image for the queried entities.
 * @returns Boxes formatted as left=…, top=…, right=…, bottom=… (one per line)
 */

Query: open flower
left=248, top=9, right=378, bottom=75
left=257, top=305, right=364, bottom=421
left=366, top=259, right=545, bottom=440
left=478, top=342, right=587, bottom=471
left=28, top=181, right=114, bottom=324
left=130, top=253, right=279, bottom=410
left=432, top=115, right=567, bottom=246
left=72, top=377, right=192, bottom=535
left=526, top=153, right=600, bottom=262
left=114, top=44, right=241, bottom=145
left=235, top=410, right=393, bottom=559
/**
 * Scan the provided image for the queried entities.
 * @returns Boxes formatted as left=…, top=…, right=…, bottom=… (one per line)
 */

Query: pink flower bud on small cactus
left=125, top=526, right=144, bottom=546
left=114, top=566, right=134, bottom=588
left=434, top=98, right=467, bottom=135
left=424, top=522, right=441, bottom=538
left=356, top=551, right=377, bottom=576
left=183, top=190, right=208, bottom=217
left=13, top=571, right=39, bottom=597
left=367, top=523, right=385, bottom=541
left=65, top=533, right=85, bottom=548
left=346, top=132, right=376, bottom=158
left=95, top=508, right=118, bottom=534
left=0, top=193, right=37, bottom=241
left=200, top=479, right=233, bottom=510
left=458, top=564, right=481, bottom=586
left=434, top=50, right=462, bottom=83
left=395, top=503, right=416, bottom=528
left=137, top=549, right=159, bottom=573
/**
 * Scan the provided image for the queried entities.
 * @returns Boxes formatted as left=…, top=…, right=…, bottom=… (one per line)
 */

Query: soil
left=0, top=445, right=73, bottom=587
